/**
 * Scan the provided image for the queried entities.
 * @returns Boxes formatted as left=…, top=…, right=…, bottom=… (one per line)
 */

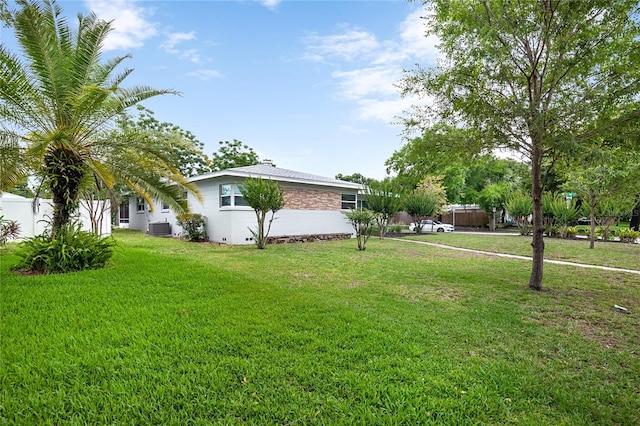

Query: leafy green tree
left=594, top=197, right=636, bottom=241
left=336, top=172, right=374, bottom=186
left=343, top=208, right=376, bottom=251
left=0, top=0, right=199, bottom=236
left=398, top=0, right=640, bottom=290
left=365, top=179, right=402, bottom=239
left=549, top=198, right=581, bottom=237
left=416, top=176, right=448, bottom=215
left=505, top=191, right=533, bottom=235
left=477, top=182, right=510, bottom=232
left=563, top=147, right=640, bottom=248
left=210, top=140, right=260, bottom=171
left=403, top=192, right=437, bottom=234
left=385, top=125, right=481, bottom=190
left=239, top=177, right=286, bottom=249
left=120, top=106, right=211, bottom=177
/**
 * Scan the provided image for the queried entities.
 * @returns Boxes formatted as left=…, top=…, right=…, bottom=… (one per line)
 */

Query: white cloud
left=160, top=32, right=206, bottom=64
left=356, top=98, right=420, bottom=122
left=256, top=0, right=282, bottom=10
left=301, top=8, right=440, bottom=123
left=186, top=69, right=223, bottom=80
left=398, top=8, right=440, bottom=63
left=86, top=0, right=157, bottom=51
left=303, top=29, right=380, bottom=63
left=160, top=32, right=196, bottom=53
left=181, top=49, right=204, bottom=64
left=332, top=67, right=399, bottom=100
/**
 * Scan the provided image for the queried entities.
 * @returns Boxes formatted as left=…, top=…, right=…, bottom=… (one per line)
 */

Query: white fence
left=0, top=193, right=111, bottom=239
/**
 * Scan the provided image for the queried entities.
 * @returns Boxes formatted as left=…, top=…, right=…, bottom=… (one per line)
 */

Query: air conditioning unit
left=148, top=222, right=171, bottom=236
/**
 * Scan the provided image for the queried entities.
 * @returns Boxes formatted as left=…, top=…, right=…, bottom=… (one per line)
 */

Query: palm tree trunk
left=45, top=148, right=85, bottom=237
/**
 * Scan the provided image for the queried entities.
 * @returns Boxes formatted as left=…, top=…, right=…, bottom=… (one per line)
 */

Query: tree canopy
left=0, top=0, right=200, bottom=234
left=399, top=0, right=640, bottom=290
left=210, top=140, right=260, bottom=171
left=119, top=106, right=211, bottom=178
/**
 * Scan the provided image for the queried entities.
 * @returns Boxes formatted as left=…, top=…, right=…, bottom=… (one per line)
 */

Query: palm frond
left=0, top=132, right=29, bottom=192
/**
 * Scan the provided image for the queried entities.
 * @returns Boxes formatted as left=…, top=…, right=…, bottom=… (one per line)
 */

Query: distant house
left=124, top=163, right=364, bottom=244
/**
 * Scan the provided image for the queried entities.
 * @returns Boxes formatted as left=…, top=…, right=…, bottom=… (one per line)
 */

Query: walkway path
left=391, top=238, right=640, bottom=276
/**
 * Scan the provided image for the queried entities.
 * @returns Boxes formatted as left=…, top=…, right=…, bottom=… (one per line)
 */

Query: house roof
left=189, top=163, right=363, bottom=190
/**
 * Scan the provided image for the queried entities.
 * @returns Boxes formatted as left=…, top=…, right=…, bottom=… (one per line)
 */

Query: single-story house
left=124, top=163, right=364, bottom=245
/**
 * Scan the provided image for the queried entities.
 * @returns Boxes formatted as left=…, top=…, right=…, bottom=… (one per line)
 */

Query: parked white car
left=409, top=220, right=455, bottom=233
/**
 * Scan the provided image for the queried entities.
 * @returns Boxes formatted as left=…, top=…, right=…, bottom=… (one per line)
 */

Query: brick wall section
left=284, top=188, right=341, bottom=210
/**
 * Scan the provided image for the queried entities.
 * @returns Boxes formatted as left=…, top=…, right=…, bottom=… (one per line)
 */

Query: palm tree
left=0, top=0, right=200, bottom=235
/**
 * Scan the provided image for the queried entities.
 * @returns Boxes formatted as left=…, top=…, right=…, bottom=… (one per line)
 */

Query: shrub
left=386, top=224, right=405, bottom=234
left=403, top=192, right=437, bottom=234
left=560, top=226, right=578, bottom=238
left=176, top=213, right=207, bottom=242
left=545, top=224, right=559, bottom=237
left=239, top=178, right=286, bottom=249
left=505, top=191, right=533, bottom=235
left=365, top=180, right=402, bottom=239
left=615, top=228, right=640, bottom=243
left=595, top=226, right=604, bottom=238
left=14, top=222, right=115, bottom=274
left=0, top=216, right=21, bottom=247
left=343, top=209, right=376, bottom=251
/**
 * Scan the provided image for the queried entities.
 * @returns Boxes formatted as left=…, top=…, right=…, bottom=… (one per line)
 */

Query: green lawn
left=1, top=230, right=639, bottom=424
left=402, top=232, right=640, bottom=270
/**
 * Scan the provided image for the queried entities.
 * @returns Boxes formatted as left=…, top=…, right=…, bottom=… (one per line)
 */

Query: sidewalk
left=392, top=238, right=640, bottom=276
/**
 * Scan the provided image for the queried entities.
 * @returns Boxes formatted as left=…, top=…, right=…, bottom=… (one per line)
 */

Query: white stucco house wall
left=124, top=163, right=364, bottom=245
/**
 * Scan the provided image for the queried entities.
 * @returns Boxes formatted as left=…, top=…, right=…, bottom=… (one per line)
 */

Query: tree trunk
left=45, top=148, right=85, bottom=238
left=257, top=212, right=266, bottom=249
left=529, top=148, right=544, bottom=291
left=630, top=201, right=640, bottom=231
left=589, top=203, right=596, bottom=249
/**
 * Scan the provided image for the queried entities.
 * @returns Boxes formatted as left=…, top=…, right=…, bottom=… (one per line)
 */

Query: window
left=220, top=184, right=248, bottom=207
left=220, top=184, right=231, bottom=206
left=136, top=197, right=145, bottom=212
left=341, top=194, right=356, bottom=209
left=234, top=185, right=249, bottom=206
left=162, top=201, right=169, bottom=211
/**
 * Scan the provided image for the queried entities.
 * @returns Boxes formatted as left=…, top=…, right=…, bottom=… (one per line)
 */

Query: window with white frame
left=220, top=184, right=249, bottom=207
left=136, top=197, right=145, bottom=212
left=341, top=193, right=357, bottom=209
left=220, top=184, right=232, bottom=206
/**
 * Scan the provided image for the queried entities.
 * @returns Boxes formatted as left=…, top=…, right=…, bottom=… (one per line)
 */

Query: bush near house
left=176, top=213, right=207, bottom=242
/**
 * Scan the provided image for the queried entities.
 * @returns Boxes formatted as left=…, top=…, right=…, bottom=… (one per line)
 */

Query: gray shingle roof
left=190, top=163, right=362, bottom=189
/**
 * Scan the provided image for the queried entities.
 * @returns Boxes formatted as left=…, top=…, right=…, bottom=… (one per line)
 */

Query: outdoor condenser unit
left=148, top=222, right=171, bottom=236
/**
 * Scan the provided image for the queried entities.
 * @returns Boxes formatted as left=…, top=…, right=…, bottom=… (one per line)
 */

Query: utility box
left=148, top=222, right=171, bottom=236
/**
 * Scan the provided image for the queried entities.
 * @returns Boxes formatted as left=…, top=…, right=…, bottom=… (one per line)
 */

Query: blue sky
left=2, top=0, right=441, bottom=180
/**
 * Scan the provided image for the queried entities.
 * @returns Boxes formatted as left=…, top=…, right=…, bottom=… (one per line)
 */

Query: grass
left=1, top=229, right=639, bottom=424
left=402, top=232, right=640, bottom=270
